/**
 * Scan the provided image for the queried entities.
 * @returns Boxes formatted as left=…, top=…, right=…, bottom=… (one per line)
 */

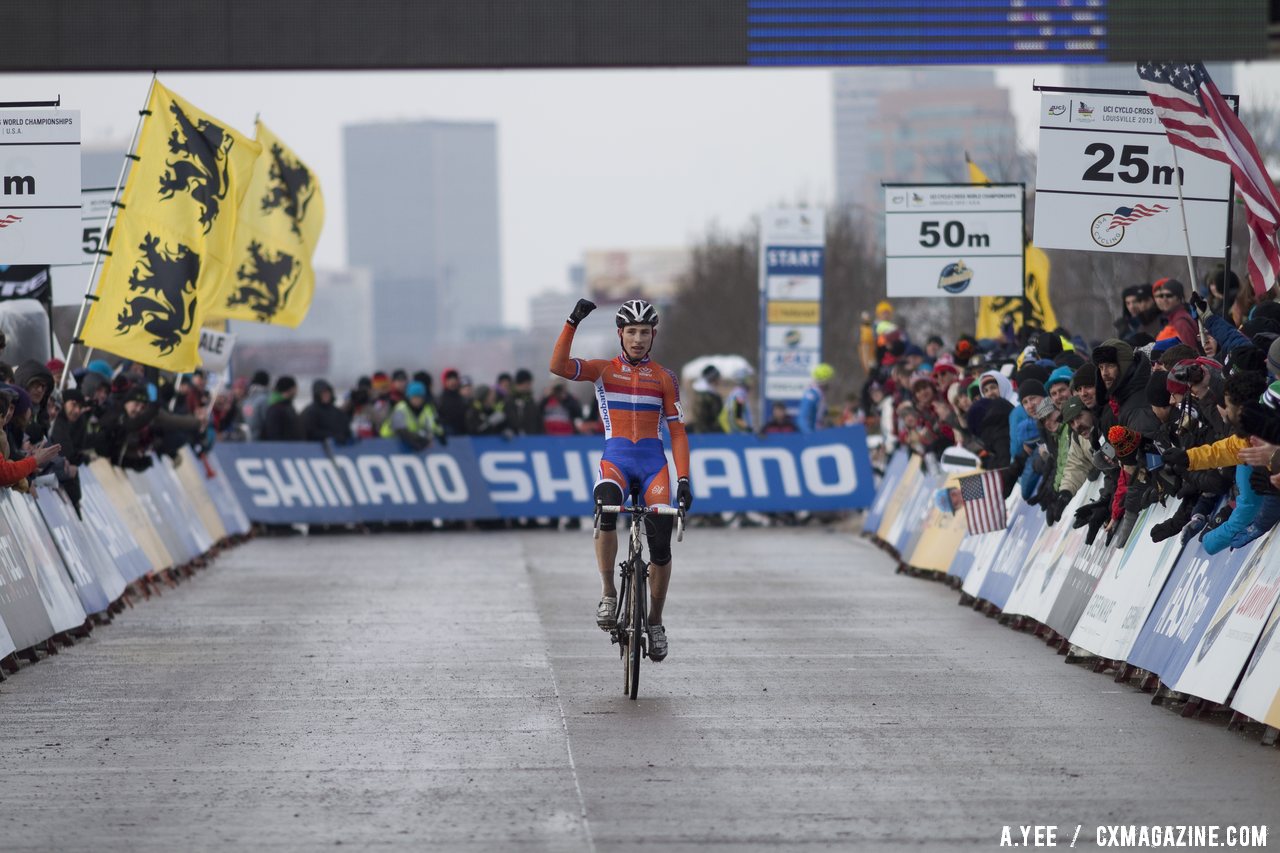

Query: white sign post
left=0, top=110, right=81, bottom=264
left=883, top=184, right=1025, bottom=298
left=1033, top=89, right=1232, bottom=256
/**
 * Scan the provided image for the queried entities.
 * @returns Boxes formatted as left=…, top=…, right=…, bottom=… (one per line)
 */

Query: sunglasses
left=1153, top=292, right=1175, bottom=298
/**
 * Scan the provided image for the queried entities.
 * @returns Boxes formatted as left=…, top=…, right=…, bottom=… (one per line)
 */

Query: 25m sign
left=1033, top=89, right=1231, bottom=257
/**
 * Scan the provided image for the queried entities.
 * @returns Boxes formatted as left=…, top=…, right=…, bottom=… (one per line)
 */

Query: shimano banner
left=213, top=428, right=876, bottom=524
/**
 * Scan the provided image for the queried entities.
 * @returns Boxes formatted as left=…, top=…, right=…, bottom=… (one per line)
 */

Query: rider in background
left=798, top=363, right=835, bottom=433
left=549, top=298, right=692, bottom=662
left=718, top=367, right=754, bottom=433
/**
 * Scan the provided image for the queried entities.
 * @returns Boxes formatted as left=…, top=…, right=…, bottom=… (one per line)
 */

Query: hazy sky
left=9, top=62, right=1280, bottom=327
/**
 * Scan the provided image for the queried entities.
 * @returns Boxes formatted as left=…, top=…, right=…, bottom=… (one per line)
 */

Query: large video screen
left=0, top=0, right=1268, bottom=70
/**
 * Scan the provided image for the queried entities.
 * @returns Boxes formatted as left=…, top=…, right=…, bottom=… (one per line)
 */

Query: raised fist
left=567, top=299, right=597, bottom=327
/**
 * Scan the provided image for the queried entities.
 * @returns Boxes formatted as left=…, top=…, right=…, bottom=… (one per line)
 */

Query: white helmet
left=615, top=299, right=659, bottom=328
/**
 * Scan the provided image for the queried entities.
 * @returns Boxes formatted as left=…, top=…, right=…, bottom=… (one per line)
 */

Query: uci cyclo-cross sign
left=1032, top=87, right=1233, bottom=257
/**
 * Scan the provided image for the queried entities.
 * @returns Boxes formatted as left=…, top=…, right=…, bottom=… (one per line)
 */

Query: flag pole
left=60, top=73, right=157, bottom=391
left=1168, top=145, right=1208, bottom=349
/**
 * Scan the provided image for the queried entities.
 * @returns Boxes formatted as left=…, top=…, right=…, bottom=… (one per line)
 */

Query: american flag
left=1137, top=61, right=1280, bottom=297
left=0, top=215, right=22, bottom=229
left=959, top=470, right=1007, bottom=536
left=1107, top=203, right=1169, bottom=230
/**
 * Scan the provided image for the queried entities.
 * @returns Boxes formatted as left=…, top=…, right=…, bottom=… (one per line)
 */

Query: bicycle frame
left=593, top=494, right=684, bottom=699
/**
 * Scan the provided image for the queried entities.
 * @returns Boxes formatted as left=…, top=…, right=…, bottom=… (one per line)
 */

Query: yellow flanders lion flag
left=81, top=81, right=260, bottom=371
left=209, top=120, right=324, bottom=327
left=967, top=157, right=1059, bottom=338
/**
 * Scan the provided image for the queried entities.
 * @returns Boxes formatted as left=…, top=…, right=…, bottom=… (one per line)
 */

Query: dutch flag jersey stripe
left=601, top=382, right=664, bottom=411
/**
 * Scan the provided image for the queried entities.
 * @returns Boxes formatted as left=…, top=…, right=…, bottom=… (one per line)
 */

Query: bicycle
left=594, top=488, right=684, bottom=700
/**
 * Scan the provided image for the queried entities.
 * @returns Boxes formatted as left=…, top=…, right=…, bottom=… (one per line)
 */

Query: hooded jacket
left=1158, top=302, right=1201, bottom=351
left=262, top=392, right=305, bottom=442
left=300, top=380, right=352, bottom=444
left=1095, top=339, right=1160, bottom=436
left=15, top=359, right=54, bottom=440
left=967, top=397, right=1014, bottom=470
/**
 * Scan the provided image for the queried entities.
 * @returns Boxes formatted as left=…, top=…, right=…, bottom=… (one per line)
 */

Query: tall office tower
left=833, top=68, right=1020, bottom=210
left=344, top=119, right=503, bottom=368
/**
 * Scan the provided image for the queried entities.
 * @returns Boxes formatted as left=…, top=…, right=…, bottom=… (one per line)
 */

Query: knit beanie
left=1160, top=344, right=1197, bottom=370
left=1263, top=380, right=1280, bottom=411
left=1035, top=331, right=1064, bottom=359
left=1071, top=363, right=1098, bottom=391
left=1226, top=346, right=1267, bottom=378
left=1018, top=379, right=1047, bottom=401
left=1047, top=365, right=1075, bottom=390
left=1268, top=338, right=1280, bottom=377
left=1019, top=363, right=1051, bottom=386
left=1107, top=425, right=1141, bottom=459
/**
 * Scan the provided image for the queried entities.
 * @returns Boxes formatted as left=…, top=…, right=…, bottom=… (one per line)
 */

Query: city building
left=833, top=69, right=1020, bottom=209
left=343, top=119, right=503, bottom=367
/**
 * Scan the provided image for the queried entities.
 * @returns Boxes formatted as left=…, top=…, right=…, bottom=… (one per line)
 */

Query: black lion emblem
left=116, top=233, right=201, bottom=355
left=261, top=143, right=316, bottom=238
left=157, top=101, right=234, bottom=234
left=228, top=241, right=299, bottom=321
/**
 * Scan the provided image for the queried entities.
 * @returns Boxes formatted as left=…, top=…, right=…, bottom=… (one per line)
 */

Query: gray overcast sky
left=9, top=63, right=1279, bottom=326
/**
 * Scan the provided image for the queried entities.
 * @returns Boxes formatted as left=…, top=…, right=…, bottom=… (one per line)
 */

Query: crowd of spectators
left=206, top=366, right=593, bottom=446
left=857, top=266, right=1280, bottom=552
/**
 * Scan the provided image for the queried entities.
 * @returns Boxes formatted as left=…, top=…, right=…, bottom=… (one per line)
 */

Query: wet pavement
left=0, top=526, right=1275, bottom=851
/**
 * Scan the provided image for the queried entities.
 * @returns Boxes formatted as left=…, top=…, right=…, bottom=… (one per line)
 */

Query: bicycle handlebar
left=594, top=502, right=685, bottom=542
left=597, top=504, right=683, bottom=516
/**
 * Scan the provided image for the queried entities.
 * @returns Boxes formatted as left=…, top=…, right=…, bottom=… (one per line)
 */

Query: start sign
left=1032, top=88, right=1232, bottom=257
left=883, top=184, right=1025, bottom=298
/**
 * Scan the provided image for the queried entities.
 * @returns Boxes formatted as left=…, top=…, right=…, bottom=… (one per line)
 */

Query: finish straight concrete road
left=0, top=526, right=1276, bottom=852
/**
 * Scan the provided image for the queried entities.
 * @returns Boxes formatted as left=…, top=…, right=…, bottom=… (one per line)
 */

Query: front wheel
left=627, top=556, right=646, bottom=700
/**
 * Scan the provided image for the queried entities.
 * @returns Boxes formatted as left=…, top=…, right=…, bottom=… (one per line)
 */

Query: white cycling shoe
left=648, top=624, right=668, bottom=661
left=596, top=596, right=617, bottom=631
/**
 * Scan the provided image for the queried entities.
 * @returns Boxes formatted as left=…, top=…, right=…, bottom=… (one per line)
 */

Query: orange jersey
left=550, top=322, right=689, bottom=479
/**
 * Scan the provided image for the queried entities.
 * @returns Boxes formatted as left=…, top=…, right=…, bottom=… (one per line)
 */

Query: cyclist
left=798, top=362, right=835, bottom=432
left=549, top=298, right=692, bottom=661
left=718, top=366, right=754, bottom=433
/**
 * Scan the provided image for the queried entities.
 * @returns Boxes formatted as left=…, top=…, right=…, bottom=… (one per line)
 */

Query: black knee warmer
left=594, top=482, right=623, bottom=532
left=646, top=515, right=674, bottom=566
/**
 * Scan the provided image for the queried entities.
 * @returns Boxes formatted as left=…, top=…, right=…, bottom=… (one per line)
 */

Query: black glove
left=567, top=298, right=597, bottom=327
left=676, top=477, right=693, bottom=512
left=1162, top=447, right=1189, bottom=472
left=1085, top=512, right=1108, bottom=545
left=1045, top=491, right=1071, bottom=525
left=1188, top=291, right=1208, bottom=318
left=1124, top=482, right=1154, bottom=515
left=1074, top=498, right=1106, bottom=528
left=1201, top=502, right=1233, bottom=538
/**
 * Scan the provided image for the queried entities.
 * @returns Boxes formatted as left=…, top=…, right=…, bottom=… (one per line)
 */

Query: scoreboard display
left=0, top=0, right=1269, bottom=70
left=747, top=0, right=1265, bottom=65
left=750, top=0, right=1109, bottom=65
